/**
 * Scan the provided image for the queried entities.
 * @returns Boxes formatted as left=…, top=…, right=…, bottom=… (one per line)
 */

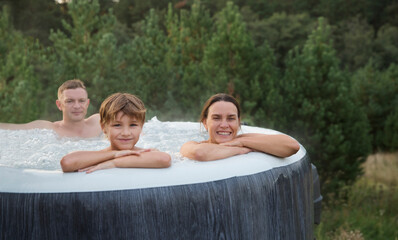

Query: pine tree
left=122, top=9, right=170, bottom=118
left=353, top=62, right=398, bottom=151
left=202, top=2, right=259, bottom=113
left=246, top=42, right=281, bottom=128
left=48, top=0, right=122, bottom=111
left=279, top=18, right=372, bottom=195
left=0, top=6, right=42, bottom=122
left=164, top=0, right=213, bottom=118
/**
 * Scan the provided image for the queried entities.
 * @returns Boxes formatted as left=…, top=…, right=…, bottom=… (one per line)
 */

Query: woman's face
left=203, top=101, right=240, bottom=144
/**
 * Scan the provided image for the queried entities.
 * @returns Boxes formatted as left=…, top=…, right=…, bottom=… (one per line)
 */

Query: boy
left=60, top=93, right=171, bottom=173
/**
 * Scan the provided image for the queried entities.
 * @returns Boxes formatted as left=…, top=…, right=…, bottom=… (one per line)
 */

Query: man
left=0, top=79, right=102, bottom=138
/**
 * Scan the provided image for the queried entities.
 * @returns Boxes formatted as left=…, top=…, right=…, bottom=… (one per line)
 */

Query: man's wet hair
left=58, top=79, right=86, bottom=99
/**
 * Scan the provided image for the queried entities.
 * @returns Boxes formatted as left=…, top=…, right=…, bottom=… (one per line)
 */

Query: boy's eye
left=130, top=124, right=138, bottom=127
left=112, top=124, right=121, bottom=127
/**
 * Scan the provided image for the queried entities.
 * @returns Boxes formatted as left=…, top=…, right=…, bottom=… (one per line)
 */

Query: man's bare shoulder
left=85, top=113, right=100, bottom=125
left=84, top=113, right=103, bottom=138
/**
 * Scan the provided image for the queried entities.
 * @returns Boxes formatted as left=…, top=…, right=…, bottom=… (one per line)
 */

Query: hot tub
left=0, top=119, right=320, bottom=239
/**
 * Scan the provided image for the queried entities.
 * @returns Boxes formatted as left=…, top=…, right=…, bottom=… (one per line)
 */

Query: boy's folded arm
left=113, top=151, right=171, bottom=168
left=60, top=150, right=116, bottom=172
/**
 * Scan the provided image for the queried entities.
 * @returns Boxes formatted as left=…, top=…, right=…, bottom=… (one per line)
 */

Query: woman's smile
left=217, top=131, right=232, bottom=136
left=204, top=101, right=240, bottom=144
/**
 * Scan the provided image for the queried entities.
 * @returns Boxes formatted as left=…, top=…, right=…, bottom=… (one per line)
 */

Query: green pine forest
left=1, top=0, right=397, bottom=238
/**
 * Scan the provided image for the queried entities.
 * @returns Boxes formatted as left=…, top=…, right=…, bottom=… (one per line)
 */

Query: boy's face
left=103, top=111, right=143, bottom=150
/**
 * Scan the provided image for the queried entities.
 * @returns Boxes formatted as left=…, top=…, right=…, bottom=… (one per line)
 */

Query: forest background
left=0, top=0, right=397, bottom=238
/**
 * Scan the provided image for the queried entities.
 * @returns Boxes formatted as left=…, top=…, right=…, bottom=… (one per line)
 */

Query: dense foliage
left=275, top=19, right=372, bottom=192
left=0, top=0, right=397, bottom=196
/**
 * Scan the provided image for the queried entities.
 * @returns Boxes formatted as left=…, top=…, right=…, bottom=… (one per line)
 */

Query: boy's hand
left=78, top=161, right=116, bottom=174
left=114, top=149, right=151, bottom=158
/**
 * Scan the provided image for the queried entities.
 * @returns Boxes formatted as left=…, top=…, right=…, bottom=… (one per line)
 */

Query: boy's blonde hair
left=58, top=79, right=86, bottom=100
left=100, top=93, right=146, bottom=127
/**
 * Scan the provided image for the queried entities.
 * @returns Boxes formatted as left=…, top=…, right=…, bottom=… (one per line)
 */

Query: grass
left=314, top=152, right=398, bottom=240
left=362, top=152, right=398, bottom=187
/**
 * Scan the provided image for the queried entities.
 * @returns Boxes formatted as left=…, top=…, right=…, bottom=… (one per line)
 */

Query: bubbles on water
left=0, top=118, right=206, bottom=170
left=140, top=119, right=207, bottom=165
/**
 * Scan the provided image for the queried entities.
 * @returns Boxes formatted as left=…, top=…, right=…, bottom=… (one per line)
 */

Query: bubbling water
left=0, top=117, right=208, bottom=170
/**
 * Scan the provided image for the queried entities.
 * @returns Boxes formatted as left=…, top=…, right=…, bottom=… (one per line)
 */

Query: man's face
left=57, top=88, right=89, bottom=122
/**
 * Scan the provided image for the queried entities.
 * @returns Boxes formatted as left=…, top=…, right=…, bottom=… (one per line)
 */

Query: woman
left=180, top=93, right=300, bottom=161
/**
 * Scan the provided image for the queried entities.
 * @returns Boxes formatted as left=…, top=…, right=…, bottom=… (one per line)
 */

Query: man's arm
left=180, top=141, right=251, bottom=161
left=0, top=120, right=54, bottom=130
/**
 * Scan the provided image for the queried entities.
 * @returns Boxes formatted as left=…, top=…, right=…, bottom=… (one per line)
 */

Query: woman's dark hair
left=199, top=93, right=241, bottom=123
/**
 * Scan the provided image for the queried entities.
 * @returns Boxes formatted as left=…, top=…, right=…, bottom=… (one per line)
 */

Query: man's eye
left=79, top=99, right=86, bottom=103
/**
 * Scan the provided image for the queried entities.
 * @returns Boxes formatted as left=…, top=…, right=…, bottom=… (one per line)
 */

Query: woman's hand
left=219, top=139, right=244, bottom=147
left=239, top=146, right=253, bottom=155
left=181, top=140, right=253, bottom=161
left=221, top=140, right=253, bottom=154
left=114, top=149, right=151, bottom=158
